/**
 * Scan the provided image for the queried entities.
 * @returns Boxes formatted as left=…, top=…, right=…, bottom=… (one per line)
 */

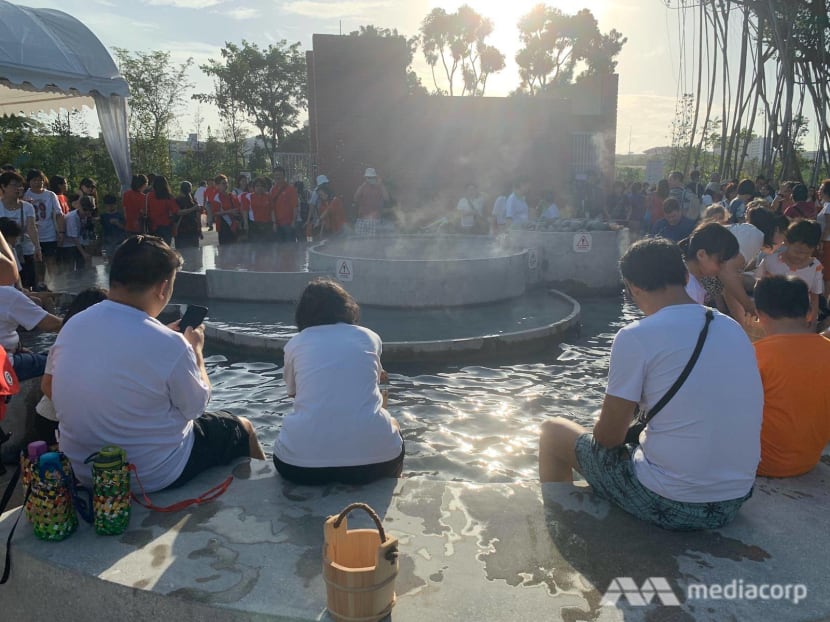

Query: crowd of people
left=1, top=157, right=829, bottom=533
left=541, top=171, right=830, bottom=530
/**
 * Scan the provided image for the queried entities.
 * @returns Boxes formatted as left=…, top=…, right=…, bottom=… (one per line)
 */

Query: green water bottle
left=87, top=445, right=131, bottom=535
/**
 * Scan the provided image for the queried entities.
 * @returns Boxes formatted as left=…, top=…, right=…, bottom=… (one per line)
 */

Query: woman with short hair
left=273, top=278, right=404, bottom=485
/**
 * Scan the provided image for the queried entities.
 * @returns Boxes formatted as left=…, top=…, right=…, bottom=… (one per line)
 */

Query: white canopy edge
left=0, top=81, right=94, bottom=115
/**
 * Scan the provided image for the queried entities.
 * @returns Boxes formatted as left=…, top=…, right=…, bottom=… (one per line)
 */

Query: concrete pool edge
left=202, top=289, right=581, bottom=362
left=3, top=451, right=830, bottom=622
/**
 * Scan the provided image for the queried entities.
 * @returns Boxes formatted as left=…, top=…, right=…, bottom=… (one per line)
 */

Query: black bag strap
left=0, top=462, right=24, bottom=585
left=638, top=308, right=714, bottom=428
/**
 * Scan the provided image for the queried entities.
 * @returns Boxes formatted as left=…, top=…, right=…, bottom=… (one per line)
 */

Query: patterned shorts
left=574, top=434, right=752, bottom=531
left=355, top=218, right=379, bottom=236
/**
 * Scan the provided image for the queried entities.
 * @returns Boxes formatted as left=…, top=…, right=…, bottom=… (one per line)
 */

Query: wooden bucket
left=323, top=503, right=398, bottom=622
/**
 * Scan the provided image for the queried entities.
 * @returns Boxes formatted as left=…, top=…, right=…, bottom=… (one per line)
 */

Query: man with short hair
left=754, top=275, right=830, bottom=477
left=539, top=238, right=763, bottom=530
left=650, top=198, right=696, bottom=242
left=505, top=177, right=531, bottom=225
left=784, top=183, right=818, bottom=220
left=668, top=170, right=702, bottom=221
left=686, top=169, right=705, bottom=199
left=46, top=235, right=265, bottom=492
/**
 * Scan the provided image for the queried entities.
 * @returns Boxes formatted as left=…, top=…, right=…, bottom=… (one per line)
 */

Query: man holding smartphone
left=45, top=235, right=265, bottom=492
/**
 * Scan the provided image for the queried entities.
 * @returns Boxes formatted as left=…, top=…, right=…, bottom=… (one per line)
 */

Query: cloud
left=282, top=0, right=391, bottom=19
left=224, top=7, right=260, bottom=20
left=143, top=0, right=222, bottom=7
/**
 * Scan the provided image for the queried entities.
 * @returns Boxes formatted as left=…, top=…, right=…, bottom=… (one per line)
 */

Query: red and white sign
left=573, top=233, right=592, bottom=253
left=336, top=259, right=353, bottom=282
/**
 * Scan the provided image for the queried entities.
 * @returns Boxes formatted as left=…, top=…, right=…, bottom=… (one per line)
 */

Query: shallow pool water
left=193, top=289, right=576, bottom=342
left=201, top=296, right=638, bottom=483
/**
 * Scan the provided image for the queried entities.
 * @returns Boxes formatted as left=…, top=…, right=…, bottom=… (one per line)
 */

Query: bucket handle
left=333, top=502, right=387, bottom=545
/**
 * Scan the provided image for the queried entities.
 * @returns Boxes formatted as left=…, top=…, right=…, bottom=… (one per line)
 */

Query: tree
left=200, top=40, right=306, bottom=170
left=196, top=58, right=250, bottom=178
left=420, top=5, right=505, bottom=96
left=514, top=5, right=626, bottom=94
left=349, top=25, right=427, bottom=95
left=113, top=49, right=193, bottom=175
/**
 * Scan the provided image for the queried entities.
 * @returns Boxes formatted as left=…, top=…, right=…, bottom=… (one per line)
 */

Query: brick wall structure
left=307, top=34, right=618, bottom=224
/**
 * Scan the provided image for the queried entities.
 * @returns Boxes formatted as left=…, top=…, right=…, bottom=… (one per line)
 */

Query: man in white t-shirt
left=0, top=284, right=61, bottom=380
left=45, top=235, right=265, bottom=492
left=539, top=237, right=763, bottom=530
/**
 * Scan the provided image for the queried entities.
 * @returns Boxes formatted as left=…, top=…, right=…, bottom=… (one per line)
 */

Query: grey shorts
left=574, top=433, right=751, bottom=531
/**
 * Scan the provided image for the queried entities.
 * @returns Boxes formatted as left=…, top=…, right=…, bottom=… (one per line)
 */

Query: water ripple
left=199, top=297, right=637, bottom=483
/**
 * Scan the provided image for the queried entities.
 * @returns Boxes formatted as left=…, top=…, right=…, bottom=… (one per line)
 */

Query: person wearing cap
left=353, top=168, right=389, bottom=236
left=309, top=174, right=329, bottom=211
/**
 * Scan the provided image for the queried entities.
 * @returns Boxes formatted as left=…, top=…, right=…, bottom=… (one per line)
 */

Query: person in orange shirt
left=203, top=178, right=218, bottom=232
left=318, top=184, right=345, bottom=237
left=50, top=175, right=72, bottom=215
left=270, top=166, right=298, bottom=242
left=145, top=175, right=179, bottom=244
left=122, top=174, right=148, bottom=235
left=353, top=167, right=389, bottom=236
left=212, top=175, right=241, bottom=245
left=754, top=275, right=830, bottom=478
left=248, top=177, right=275, bottom=242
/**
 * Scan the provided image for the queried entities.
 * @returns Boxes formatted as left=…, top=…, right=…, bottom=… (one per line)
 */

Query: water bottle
left=87, top=445, right=130, bottom=535
left=91, top=445, right=126, bottom=472
left=27, top=440, right=48, bottom=462
left=37, top=451, right=63, bottom=479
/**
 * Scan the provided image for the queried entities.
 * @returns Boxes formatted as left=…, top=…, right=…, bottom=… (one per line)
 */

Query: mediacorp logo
left=601, top=577, right=681, bottom=607
left=601, top=577, right=808, bottom=607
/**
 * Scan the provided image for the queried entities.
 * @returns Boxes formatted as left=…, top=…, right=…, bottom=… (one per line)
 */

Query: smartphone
left=179, top=304, right=208, bottom=331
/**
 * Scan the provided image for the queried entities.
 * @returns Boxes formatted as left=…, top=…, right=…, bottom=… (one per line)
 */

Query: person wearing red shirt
left=269, top=166, right=298, bottom=242
left=248, top=177, right=275, bottom=242
left=353, top=167, right=389, bottom=236
left=50, top=175, right=72, bottom=215
left=318, top=184, right=345, bottom=237
left=783, top=183, right=819, bottom=220
left=213, top=175, right=241, bottom=245
left=122, top=174, right=148, bottom=235
left=145, top=175, right=179, bottom=244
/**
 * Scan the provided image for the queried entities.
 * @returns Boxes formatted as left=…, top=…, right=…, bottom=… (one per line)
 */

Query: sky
left=17, top=0, right=692, bottom=154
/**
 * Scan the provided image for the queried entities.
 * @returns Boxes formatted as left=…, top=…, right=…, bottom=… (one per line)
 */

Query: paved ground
left=2, top=452, right=830, bottom=622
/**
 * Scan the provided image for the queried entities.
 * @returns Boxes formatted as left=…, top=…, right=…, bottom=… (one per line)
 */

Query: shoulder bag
left=624, top=308, right=714, bottom=445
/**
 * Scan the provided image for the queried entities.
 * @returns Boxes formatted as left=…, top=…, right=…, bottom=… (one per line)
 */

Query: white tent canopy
left=0, top=0, right=131, bottom=188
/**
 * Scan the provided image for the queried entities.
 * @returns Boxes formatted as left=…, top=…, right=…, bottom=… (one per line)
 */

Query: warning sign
left=527, top=248, right=538, bottom=269
left=573, top=233, right=592, bottom=253
left=336, top=259, right=353, bottom=282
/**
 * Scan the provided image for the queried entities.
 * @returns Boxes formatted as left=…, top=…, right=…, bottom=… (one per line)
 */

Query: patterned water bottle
left=87, top=446, right=131, bottom=535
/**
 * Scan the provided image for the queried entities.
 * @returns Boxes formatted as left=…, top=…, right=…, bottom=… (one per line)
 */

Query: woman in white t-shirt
left=24, top=169, right=63, bottom=280
left=273, top=278, right=404, bottom=485
left=0, top=171, right=41, bottom=288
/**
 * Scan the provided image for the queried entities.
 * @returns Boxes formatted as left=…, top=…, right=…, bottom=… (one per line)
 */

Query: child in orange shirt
left=754, top=275, right=830, bottom=477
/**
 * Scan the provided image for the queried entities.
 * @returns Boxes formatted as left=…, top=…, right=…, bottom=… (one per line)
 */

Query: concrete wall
left=307, top=34, right=619, bottom=220
left=309, top=240, right=528, bottom=307
left=510, top=229, right=630, bottom=292
left=205, top=270, right=329, bottom=302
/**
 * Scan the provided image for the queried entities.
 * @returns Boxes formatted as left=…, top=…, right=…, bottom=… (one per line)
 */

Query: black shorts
left=40, top=241, right=58, bottom=258
left=167, top=411, right=251, bottom=489
left=273, top=442, right=405, bottom=486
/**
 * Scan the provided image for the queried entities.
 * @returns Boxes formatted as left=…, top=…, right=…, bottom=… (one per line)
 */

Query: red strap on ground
left=128, top=464, right=233, bottom=512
